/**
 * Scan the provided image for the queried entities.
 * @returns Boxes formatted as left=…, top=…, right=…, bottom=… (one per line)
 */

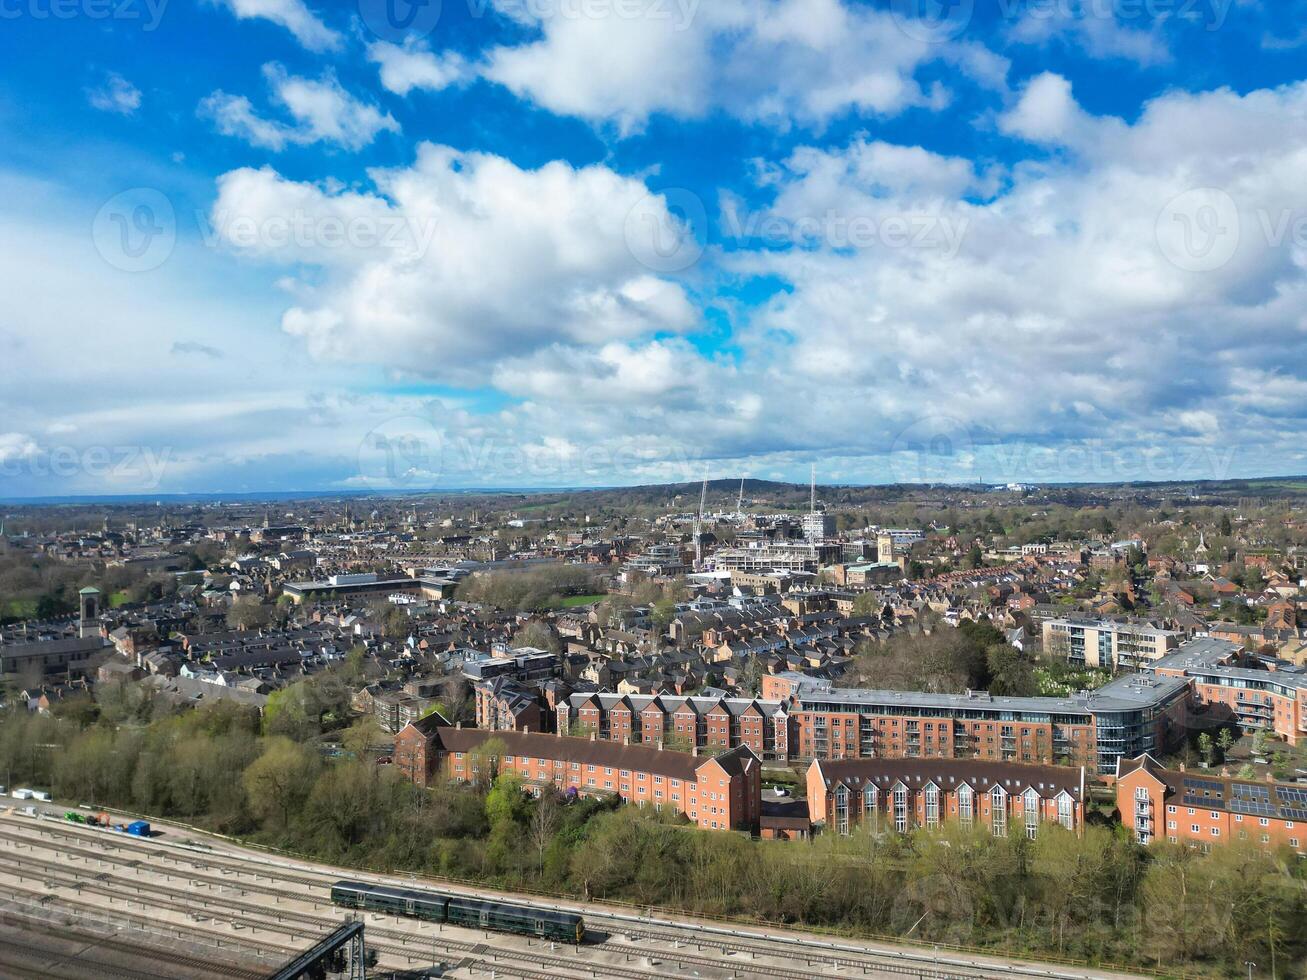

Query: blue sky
left=2, top=0, right=1307, bottom=496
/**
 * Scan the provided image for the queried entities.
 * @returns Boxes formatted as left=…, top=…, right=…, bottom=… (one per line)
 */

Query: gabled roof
left=421, top=725, right=758, bottom=782
left=815, top=757, right=1083, bottom=800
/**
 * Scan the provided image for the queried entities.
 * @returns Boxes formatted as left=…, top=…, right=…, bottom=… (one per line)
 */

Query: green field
left=557, top=593, right=607, bottom=608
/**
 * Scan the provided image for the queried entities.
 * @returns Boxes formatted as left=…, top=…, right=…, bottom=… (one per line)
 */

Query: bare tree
left=529, top=788, right=562, bottom=873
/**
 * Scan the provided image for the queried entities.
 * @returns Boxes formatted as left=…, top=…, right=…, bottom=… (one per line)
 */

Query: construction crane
left=736, top=478, right=745, bottom=516
left=694, top=476, right=708, bottom=568
left=810, top=463, right=817, bottom=513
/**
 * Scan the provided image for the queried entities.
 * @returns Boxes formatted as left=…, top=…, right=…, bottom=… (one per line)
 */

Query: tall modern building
left=801, top=511, right=835, bottom=543
left=1043, top=617, right=1179, bottom=670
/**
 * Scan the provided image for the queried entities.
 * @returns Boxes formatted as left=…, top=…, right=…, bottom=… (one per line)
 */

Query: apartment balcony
left=1236, top=704, right=1274, bottom=720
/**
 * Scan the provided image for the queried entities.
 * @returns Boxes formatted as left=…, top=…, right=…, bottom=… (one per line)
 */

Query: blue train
left=330, top=880, right=585, bottom=945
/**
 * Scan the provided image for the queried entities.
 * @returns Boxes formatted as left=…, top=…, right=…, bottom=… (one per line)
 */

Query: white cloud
left=368, top=39, right=469, bottom=97
left=710, top=79, right=1307, bottom=480
left=209, top=145, right=698, bottom=383
left=200, top=65, right=400, bottom=151
left=480, top=0, right=1007, bottom=133
left=86, top=72, right=141, bottom=115
left=1007, top=7, right=1170, bottom=66
left=211, top=0, right=342, bottom=53
left=492, top=339, right=718, bottom=403
left=0, top=432, right=39, bottom=464
left=998, top=72, right=1108, bottom=148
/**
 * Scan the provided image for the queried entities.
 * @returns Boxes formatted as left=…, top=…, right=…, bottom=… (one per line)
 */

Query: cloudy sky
left=2, top=0, right=1307, bottom=496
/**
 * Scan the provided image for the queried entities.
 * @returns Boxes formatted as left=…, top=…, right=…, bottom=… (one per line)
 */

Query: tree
left=529, top=789, right=562, bottom=873
left=1216, top=727, right=1235, bottom=762
left=511, top=620, right=561, bottom=655
left=227, top=596, right=271, bottom=631
left=466, top=736, right=508, bottom=789
left=484, top=773, right=527, bottom=827
left=1197, top=732, right=1214, bottom=768
left=986, top=646, right=1037, bottom=697
left=737, top=655, right=765, bottom=696
left=851, top=592, right=882, bottom=617
left=243, top=737, right=318, bottom=831
left=650, top=597, right=677, bottom=632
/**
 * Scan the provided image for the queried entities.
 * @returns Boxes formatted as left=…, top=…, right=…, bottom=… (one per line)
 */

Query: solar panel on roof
left=1280, top=808, right=1307, bottom=821
left=1230, top=798, right=1276, bottom=817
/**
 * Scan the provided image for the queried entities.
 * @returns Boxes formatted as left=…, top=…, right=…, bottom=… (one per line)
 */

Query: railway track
left=0, top=903, right=269, bottom=980
left=0, top=815, right=1132, bottom=980
left=2, top=831, right=982, bottom=979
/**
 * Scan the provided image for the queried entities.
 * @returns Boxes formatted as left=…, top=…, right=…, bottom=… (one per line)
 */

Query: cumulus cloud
left=713, top=79, right=1307, bottom=480
left=480, top=0, right=1007, bottom=133
left=211, top=0, right=341, bottom=52
left=200, top=65, right=399, bottom=151
left=367, top=39, right=469, bottom=97
left=998, top=72, right=1110, bottom=149
left=86, top=72, right=141, bottom=115
left=209, top=145, right=698, bottom=383
left=492, top=339, right=719, bottom=404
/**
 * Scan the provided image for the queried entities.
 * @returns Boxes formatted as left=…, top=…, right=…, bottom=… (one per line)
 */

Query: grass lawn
left=3, top=599, right=36, bottom=619
left=110, top=591, right=131, bottom=608
left=557, top=593, right=607, bottom=608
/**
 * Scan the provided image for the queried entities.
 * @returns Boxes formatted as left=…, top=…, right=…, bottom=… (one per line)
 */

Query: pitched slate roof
left=813, top=757, right=1084, bottom=800
left=426, top=725, right=757, bottom=782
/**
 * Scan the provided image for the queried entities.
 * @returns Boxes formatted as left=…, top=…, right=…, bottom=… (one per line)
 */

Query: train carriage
left=330, top=880, right=584, bottom=944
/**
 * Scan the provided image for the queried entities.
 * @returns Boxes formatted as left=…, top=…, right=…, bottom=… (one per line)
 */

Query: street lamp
left=1245, top=961, right=1256, bottom=980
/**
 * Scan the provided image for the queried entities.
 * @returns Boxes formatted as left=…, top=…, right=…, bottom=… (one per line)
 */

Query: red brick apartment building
left=1116, top=754, right=1307, bottom=855
left=474, top=678, right=544, bottom=732
left=766, top=671, right=1190, bottom=775
left=1146, top=638, right=1307, bottom=746
left=807, top=758, right=1085, bottom=838
left=557, top=692, right=790, bottom=762
left=395, top=715, right=762, bottom=832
